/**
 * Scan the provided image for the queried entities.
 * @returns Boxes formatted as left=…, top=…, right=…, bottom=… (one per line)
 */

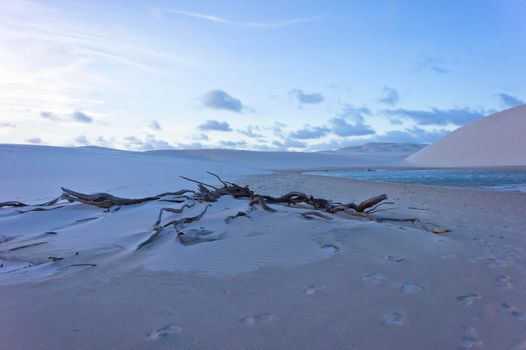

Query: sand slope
left=407, top=104, right=526, bottom=167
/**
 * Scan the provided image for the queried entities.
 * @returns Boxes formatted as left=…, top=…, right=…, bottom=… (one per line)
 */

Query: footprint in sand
left=303, top=285, right=325, bottom=297
left=148, top=324, right=182, bottom=340
left=496, top=275, right=513, bottom=288
left=361, top=273, right=386, bottom=286
left=0, top=235, right=13, bottom=244
left=384, top=255, right=406, bottom=263
left=502, top=303, right=526, bottom=320
left=383, top=311, right=404, bottom=326
left=456, top=293, right=481, bottom=306
left=461, top=326, right=482, bottom=349
left=320, top=244, right=339, bottom=255
left=241, top=313, right=276, bottom=326
left=401, top=282, right=425, bottom=294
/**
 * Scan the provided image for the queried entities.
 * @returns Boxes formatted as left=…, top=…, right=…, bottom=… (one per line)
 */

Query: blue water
left=307, top=168, right=526, bottom=193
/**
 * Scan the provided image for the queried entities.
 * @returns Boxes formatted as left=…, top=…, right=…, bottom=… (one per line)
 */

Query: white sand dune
left=0, top=144, right=253, bottom=202
left=146, top=142, right=420, bottom=171
left=407, top=104, right=526, bottom=167
left=0, top=143, right=418, bottom=202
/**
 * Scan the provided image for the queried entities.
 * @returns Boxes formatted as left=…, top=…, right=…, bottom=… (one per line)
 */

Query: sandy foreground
left=1, top=146, right=526, bottom=349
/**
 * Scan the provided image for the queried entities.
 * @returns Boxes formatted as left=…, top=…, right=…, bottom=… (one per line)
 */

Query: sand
left=1, top=144, right=526, bottom=349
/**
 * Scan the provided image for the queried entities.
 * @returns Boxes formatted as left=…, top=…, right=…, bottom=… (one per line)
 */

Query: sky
left=0, top=0, right=525, bottom=152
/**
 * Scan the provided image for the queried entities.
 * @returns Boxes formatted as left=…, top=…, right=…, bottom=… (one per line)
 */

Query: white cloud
left=124, top=135, right=174, bottom=151
left=71, top=111, right=93, bottom=123
left=26, top=137, right=43, bottom=144
left=330, top=118, right=375, bottom=137
left=198, top=120, right=232, bottom=132
left=202, top=90, right=243, bottom=112
left=289, top=125, right=330, bottom=140
left=148, top=120, right=161, bottom=131
left=378, top=86, right=400, bottom=106
left=497, top=93, right=524, bottom=108
left=73, top=135, right=90, bottom=146
left=289, top=89, right=324, bottom=105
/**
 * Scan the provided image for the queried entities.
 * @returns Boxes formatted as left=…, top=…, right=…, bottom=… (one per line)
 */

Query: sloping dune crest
left=407, top=104, right=526, bottom=167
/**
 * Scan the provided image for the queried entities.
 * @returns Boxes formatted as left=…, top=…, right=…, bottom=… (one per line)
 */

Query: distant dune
left=0, top=142, right=420, bottom=202
left=407, top=104, right=526, bottom=167
left=145, top=142, right=421, bottom=170
left=330, top=142, right=425, bottom=154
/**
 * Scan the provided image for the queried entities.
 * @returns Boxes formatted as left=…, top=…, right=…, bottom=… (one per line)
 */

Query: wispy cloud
left=191, top=133, right=209, bottom=141
left=289, top=89, right=324, bottom=105
left=378, top=86, right=400, bottom=106
left=0, top=0, right=191, bottom=118
left=202, top=90, right=243, bottom=112
left=385, top=107, right=486, bottom=126
left=289, top=125, right=330, bottom=140
left=0, top=2, right=188, bottom=70
left=374, top=127, right=449, bottom=144
left=238, top=125, right=263, bottom=138
left=497, top=93, right=524, bottom=108
left=272, top=138, right=307, bottom=150
left=26, top=137, right=43, bottom=144
left=124, top=135, right=174, bottom=151
left=72, top=111, right=93, bottom=123
left=73, top=135, right=90, bottom=146
left=148, top=119, right=162, bottom=131
left=40, top=111, right=61, bottom=121
left=329, top=118, right=375, bottom=137
left=153, top=8, right=325, bottom=29
left=337, top=104, right=371, bottom=122
left=412, top=54, right=450, bottom=74
left=198, top=120, right=233, bottom=132
left=40, top=110, right=94, bottom=124
left=218, top=140, right=248, bottom=149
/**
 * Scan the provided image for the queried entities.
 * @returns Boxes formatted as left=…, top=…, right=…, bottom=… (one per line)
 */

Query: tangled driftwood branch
left=225, top=211, right=250, bottom=223
left=0, top=201, right=29, bottom=208
left=61, top=188, right=195, bottom=209
left=300, top=211, right=333, bottom=221
left=0, top=173, right=449, bottom=251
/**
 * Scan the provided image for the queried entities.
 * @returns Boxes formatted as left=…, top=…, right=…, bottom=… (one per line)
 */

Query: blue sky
left=0, top=0, right=524, bottom=151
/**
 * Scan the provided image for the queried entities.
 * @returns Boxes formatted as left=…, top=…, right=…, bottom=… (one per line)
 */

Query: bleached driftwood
left=0, top=172, right=449, bottom=250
